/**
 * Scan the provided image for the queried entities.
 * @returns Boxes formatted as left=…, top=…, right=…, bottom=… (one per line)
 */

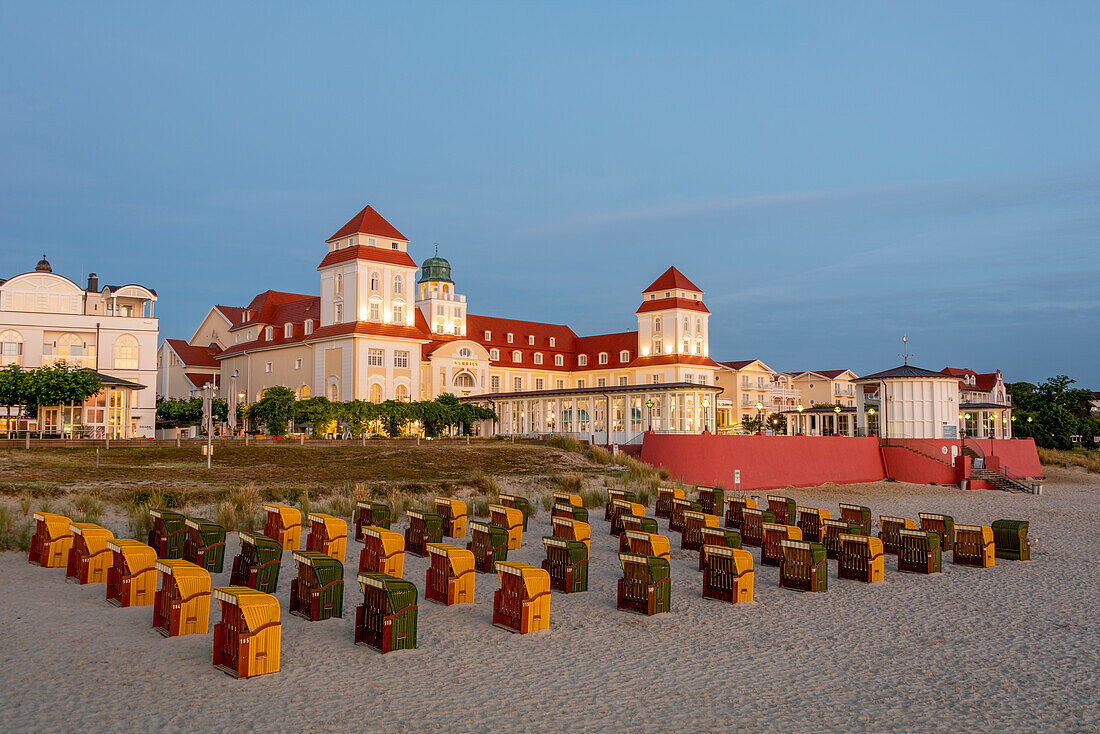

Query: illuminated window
left=368, top=349, right=383, bottom=367
left=393, top=275, right=403, bottom=295
left=369, top=384, right=382, bottom=403
left=396, top=384, right=409, bottom=401
left=0, top=330, right=24, bottom=365
left=114, top=334, right=139, bottom=369
left=394, top=350, right=409, bottom=368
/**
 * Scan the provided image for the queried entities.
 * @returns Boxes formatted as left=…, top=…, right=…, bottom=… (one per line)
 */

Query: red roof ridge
left=327, top=205, right=407, bottom=243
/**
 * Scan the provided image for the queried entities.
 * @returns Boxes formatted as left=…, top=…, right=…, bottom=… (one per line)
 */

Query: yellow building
left=788, top=370, right=859, bottom=409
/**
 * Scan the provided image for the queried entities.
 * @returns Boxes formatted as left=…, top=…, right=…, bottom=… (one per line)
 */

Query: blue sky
left=2, top=3, right=1097, bottom=386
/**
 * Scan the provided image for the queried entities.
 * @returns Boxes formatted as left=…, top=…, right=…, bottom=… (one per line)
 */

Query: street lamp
left=755, top=401, right=764, bottom=435
left=702, top=398, right=710, bottom=432
left=834, top=404, right=842, bottom=436
left=645, top=399, right=654, bottom=432
left=796, top=403, right=804, bottom=435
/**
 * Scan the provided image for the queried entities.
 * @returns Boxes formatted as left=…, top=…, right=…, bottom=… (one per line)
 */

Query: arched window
left=369, top=384, right=382, bottom=403
left=114, top=334, right=139, bottom=369
left=335, top=272, right=343, bottom=295
left=554, top=354, right=563, bottom=366
left=683, top=316, right=690, bottom=332
left=578, top=354, right=588, bottom=366
left=395, top=384, right=409, bottom=401
left=297, top=384, right=311, bottom=399
left=57, top=333, right=87, bottom=360
left=598, top=352, right=608, bottom=365
left=0, top=330, right=23, bottom=365
left=264, top=326, right=273, bottom=341
left=489, top=349, right=499, bottom=361
left=284, top=323, right=293, bottom=338
left=393, top=275, right=403, bottom=295
left=370, top=272, right=380, bottom=292
left=458, top=347, right=472, bottom=357
left=653, top=317, right=661, bottom=333
left=695, top=317, right=702, bottom=332
left=453, top=372, right=475, bottom=388
left=620, top=350, right=630, bottom=363
left=304, top=320, right=313, bottom=335
left=328, top=382, right=339, bottom=401
left=512, top=350, right=521, bottom=363
left=533, top=353, right=543, bottom=365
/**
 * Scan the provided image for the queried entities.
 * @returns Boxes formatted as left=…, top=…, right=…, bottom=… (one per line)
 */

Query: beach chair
left=153, top=559, right=211, bottom=637
left=669, top=497, right=702, bottom=534
left=66, top=523, right=115, bottom=585
left=230, top=531, right=283, bottom=593
left=767, top=495, right=797, bottom=526
left=878, top=515, right=916, bottom=555
left=551, top=517, right=592, bottom=551
left=655, top=486, right=685, bottom=519
left=182, top=518, right=226, bottom=574
left=697, top=487, right=724, bottom=517
left=796, top=506, right=831, bottom=543
left=552, top=491, right=583, bottom=508
left=355, top=572, right=418, bottom=653
left=919, top=513, right=955, bottom=553
left=28, top=512, right=73, bottom=568
left=897, top=529, right=942, bottom=574
left=542, top=537, right=589, bottom=593
left=468, top=520, right=509, bottom=573
left=605, top=489, right=637, bottom=522
left=620, top=514, right=659, bottom=537
left=551, top=502, right=589, bottom=523
left=106, top=539, right=158, bottom=607
left=306, top=513, right=348, bottom=563
left=839, top=503, right=872, bottom=535
left=405, top=510, right=444, bottom=558
left=359, top=526, right=405, bottom=578
left=616, top=553, right=671, bottom=615
left=435, top=498, right=468, bottom=539
left=953, top=524, right=995, bottom=568
left=724, top=496, right=757, bottom=532
left=263, top=503, right=303, bottom=551
left=702, top=545, right=754, bottom=603
left=493, top=562, right=551, bottom=634
left=499, top=494, right=531, bottom=531
left=609, top=499, right=646, bottom=536
left=762, top=523, right=803, bottom=566
left=212, top=586, right=281, bottom=679
left=681, top=510, right=719, bottom=551
left=740, top=507, right=776, bottom=547
left=822, top=519, right=865, bottom=559
left=838, top=534, right=884, bottom=583
left=148, top=509, right=188, bottom=559
left=991, top=519, right=1031, bottom=561
left=289, top=550, right=344, bottom=621
left=354, top=501, right=391, bottom=540
left=425, top=543, right=475, bottom=605
left=698, top=527, right=742, bottom=571
left=489, top=504, right=524, bottom=550
left=779, top=539, right=828, bottom=593
left=620, top=530, right=671, bottom=560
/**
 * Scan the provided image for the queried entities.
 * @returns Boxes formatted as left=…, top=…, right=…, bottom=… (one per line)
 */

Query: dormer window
left=391, top=242, right=399, bottom=250
left=512, top=350, right=521, bottom=363
left=264, top=326, right=273, bottom=341
left=490, top=348, right=499, bottom=360
left=665, top=291, right=671, bottom=298
left=304, top=320, right=313, bottom=335
left=598, top=352, right=608, bottom=365
left=368, top=237, right=376, bottom=246
left=506, top=333, right=514, bottom=344
left=620, top=350, right=629, bottom=362
left=484, top=331, right=491, bottom=340
left=528, top=335, right=534, bottom=345
left=578, top=354, right=588, bottom=366
left=534, top=353, right=543, bottom=365
left=554, top=354, right=564, bottom=366
left=284, top=323, right=293, bottom=338
left=549, top=337, right=555, bottom=347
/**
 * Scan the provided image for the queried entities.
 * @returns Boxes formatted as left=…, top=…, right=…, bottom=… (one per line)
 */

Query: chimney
left=86, top=273, right=99, bottom=292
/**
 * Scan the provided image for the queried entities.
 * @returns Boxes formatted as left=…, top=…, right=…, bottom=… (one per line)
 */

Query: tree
left=377, top=400, right=412, bottom=437
left=1007, top=376, right=1098, bottom=449
left=413, top=399, right=452, bottom=438
left=766, top=411, right=787, bottom=435
left=21, top=363, right=102, bottom=419
left=0, top=364, right=27, bottom=431
left=338, top=400, right=380, bottom=438
left=295, top=397, right=338, bottom=437
left=245, top=386, right=296, bottom=436
left=740, top=414, right=764, bottom=434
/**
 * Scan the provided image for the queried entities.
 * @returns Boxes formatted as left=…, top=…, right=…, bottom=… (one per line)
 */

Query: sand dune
left=2, top=471, right=1098, bottom=733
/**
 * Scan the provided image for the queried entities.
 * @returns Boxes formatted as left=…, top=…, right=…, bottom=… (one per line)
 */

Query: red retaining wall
left=639, top=434, right=886, bottom=491
left=637, top=434, right=1043, bottom=490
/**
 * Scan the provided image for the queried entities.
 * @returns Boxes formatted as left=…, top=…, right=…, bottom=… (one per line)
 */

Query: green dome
left=418, top=252, right=453, bottom=284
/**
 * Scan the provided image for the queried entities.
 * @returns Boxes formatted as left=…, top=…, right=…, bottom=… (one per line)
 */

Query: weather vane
left=899, top=334, right=914, bottom=365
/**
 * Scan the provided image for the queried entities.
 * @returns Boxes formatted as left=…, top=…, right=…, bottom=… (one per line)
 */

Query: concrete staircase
left=971, top=467, right=1037, bottom=494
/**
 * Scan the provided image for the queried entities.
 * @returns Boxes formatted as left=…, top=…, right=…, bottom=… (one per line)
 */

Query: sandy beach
left=2, top=469, right=1097, bottom=733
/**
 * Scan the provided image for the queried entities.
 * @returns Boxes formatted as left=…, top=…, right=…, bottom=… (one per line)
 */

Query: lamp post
left=868, top=407, right=876, bottom=437
left=645, top=398, right=654, bottom=432
left=702, top=398, right=710, bottom=433
left=797, top=403, right=804, bottom=435
left=834, top=404, right=842, bottom=437
left=755, top=401, right=764, bottom=435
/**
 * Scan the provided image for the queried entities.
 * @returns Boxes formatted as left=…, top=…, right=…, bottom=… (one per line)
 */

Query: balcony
left=41, top=354, right=96, bottom=368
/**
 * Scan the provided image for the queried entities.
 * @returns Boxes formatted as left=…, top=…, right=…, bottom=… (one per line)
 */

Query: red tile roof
left=165, top=339, right=221, bottom=368
left=214, top=305, right=245, bottom=324
left=635, top=297, right=710, bottom=314
left=942, top=367, right=1000, bottom=392
left=306, top=321, right=429, bottom=342
left=317, top=245, right=417, bottom=270
left=627, top=354, right=722, bottom=369
left=184, top=372, right=218, bottom=389
left=229, top=291, right=319, bottom=332
left=643, top=266, right=703, bottom=294
left=718, top=360, right=763, bottom=370
left=327, top=205, right=408, bottom=243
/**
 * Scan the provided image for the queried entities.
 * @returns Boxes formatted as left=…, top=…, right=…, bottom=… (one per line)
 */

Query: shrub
left=19, top=495, right=32, bottom=516
left=0, top=506, right=33, bottom=551
left=541, top=494, right=554, bottom=511
left=546, top=435, right=583, bottom=452
left=553, top=473, right=584, bottom=494
left=470, top=471, right=500, bottom=496
left=228, top=483, right=261, bottom=517
left=325, top=492, right=356, bottom=518
left=471, top=497, right=491, bottom=518
left=73, top=494, right=104, bottom=524
left=216, top=501, right=237, bottom=532
left=587, top=446, right=612, bottom=464
left=579, top=487, right=607, bottom=508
